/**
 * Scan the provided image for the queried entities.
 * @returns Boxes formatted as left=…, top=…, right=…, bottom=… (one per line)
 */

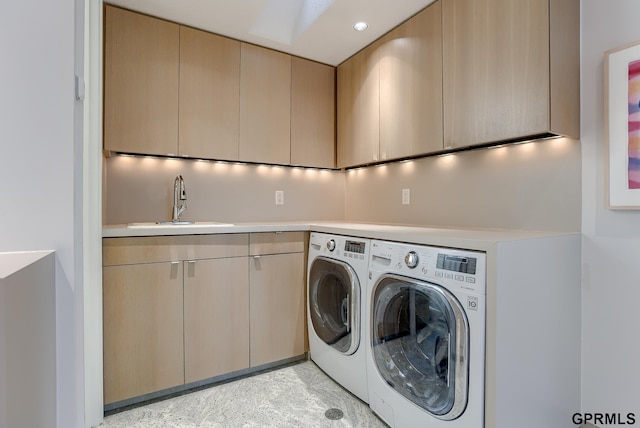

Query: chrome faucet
left=172, top=175, right=187, bottom=222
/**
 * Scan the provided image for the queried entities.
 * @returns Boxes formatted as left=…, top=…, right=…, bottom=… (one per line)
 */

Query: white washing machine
left=307, top=232, right=370, bottom=403
left=366, top=240, right=486, bottom=428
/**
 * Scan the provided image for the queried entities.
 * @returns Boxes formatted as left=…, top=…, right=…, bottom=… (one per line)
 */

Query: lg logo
left=467, top=296, right=478, bottom=311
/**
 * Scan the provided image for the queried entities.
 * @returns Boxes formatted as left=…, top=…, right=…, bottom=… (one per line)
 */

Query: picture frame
left=605, top=40, right=640, bottom=209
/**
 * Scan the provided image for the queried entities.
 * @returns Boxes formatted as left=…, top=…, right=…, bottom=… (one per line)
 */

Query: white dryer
left=307, top=232, right=370, bottom=403
left=366, top=240, right=486, bottom=428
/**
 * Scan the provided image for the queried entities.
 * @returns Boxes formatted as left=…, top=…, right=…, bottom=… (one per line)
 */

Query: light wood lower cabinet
left=103, top=261, right=184, bottom=404
left=249, top=252, right=305, bottom=367
left=103, top=232, right=307, bottom=406
left=184, top=257, right=250, bottom=383
left=249, top=232, right=306, bottom=367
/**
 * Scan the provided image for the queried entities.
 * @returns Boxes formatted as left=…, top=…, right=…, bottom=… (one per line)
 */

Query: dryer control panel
left=369, top=240, right=486, bottom=295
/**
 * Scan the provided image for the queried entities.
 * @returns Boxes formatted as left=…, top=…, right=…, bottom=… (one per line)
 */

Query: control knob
left=326, top=239, right=336, bottom=252
left=405, top=251, right=419, bottom=268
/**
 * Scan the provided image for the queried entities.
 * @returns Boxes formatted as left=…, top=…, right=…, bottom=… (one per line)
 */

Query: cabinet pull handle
left=171, top=261, right=179, bottom=265
left=187, top=260, right=196, bottom=264
left=253, top=255, right=261, bottom=259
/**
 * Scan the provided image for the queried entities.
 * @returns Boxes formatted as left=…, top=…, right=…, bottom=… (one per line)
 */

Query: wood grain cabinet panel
left=179, top=27, right=241, bottom=160
left=103, top=234, right=248, bottom=266
left=184, top=257, right=249, bottom=383
left=249, top=252, right=306, bottom=367
left=104, top=5, right=179, bottom=156
left=249, top=232, right=306, bottom=367
left=337, top=41, right=381, bottom=167
left=442, top=0, right=579, bottom=148
left=379, top=2, right=443, bottom=160
left=291, top=57, right=336, bottom=168
left=239, top=43, right=292, bottom=165
left=103, top=262, right=184, bottom=404
left=249, top=232, right=305, bottom=255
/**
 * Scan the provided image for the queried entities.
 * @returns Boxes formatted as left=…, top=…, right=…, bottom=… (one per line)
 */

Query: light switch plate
left=275, top=190, right=284, bottom=205
left=402, top=189, right=410, bottom=205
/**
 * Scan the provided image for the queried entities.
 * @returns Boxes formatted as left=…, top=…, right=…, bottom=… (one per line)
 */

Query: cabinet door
left=104, top=6, right=179, bottom=156
left=179, top=27, right=241, bottom=160
left=103, top=262, right=184, bottom=404
left=291, top=57, right=336, bottom=168
left=184, top=257, right=249, bottom=383
left=442, top=0, right=549, bottom=148
left=379, top=1, right=443, bottom=160
left=249, top=252, right=305, bottom=367
left=239, top=44, right=291, bottom=165
left=337, top=41, right=380, bottom=167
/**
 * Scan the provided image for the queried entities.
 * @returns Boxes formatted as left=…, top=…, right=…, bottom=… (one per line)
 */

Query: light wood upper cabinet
left=337, top=41, right=380, bottom=167
left=291, top=57, right=336, bottom=168
left=442, top=0, right=580, bottom=148
left=337, top=1, right=442, bottom=168
left=184, top=257, right=249, bottom=383
left=104, top=5, right=179, bottom=156
left=104, top=7, right=337, bottom=167
left=179, top=27, right=241, bottom=160
left=103, top=261, right=184, bottom=404
left=379, top=1, right=443, bottom=159
left=240, top=44, right=292, bottom=165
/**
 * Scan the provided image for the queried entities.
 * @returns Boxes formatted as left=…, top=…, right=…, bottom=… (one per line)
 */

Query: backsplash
left=105, top=136, right=580, bottom=232
left=104, top=156, right=345, bottom=224
left=344, top=137, right=581, bottom=232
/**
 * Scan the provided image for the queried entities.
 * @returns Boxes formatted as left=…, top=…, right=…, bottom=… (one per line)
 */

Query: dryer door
left=371, top=274, right=469, bottom=420
left=309, top=257, right=361, bottom=355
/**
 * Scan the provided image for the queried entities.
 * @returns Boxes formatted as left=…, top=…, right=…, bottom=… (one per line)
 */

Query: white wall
left=0, top=1, right=81, bottom=427
left=581, top=0, right=640, bottom=417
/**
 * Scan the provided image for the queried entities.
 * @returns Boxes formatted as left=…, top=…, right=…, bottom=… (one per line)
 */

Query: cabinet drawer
left=249, top=232, right=305, bottom=255
left=103, top=234, right=249, bottom=266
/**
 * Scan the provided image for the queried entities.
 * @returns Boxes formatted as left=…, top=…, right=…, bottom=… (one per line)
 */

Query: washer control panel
left=369, top=240, right=486, bottom=294
left=309, top=232, right=371, bottom=270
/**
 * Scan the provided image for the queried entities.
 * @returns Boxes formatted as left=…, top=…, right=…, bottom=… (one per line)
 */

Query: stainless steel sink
left=127, top=221, right=234, bottom=228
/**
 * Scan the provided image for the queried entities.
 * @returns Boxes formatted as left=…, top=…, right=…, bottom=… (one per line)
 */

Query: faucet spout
left=172, top=175, right=187, bottom=222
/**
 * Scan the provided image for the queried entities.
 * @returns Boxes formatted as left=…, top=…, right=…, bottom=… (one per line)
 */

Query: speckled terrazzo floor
left=99, top=361, right=387, bottom=428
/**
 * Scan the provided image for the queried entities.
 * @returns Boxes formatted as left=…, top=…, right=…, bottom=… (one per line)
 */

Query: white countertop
left=103, top=221, right=576, bottom=252
left=0, top=250, right=55, bottom=280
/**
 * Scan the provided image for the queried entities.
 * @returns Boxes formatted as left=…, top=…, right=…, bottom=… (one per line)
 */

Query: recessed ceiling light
left=353, top=21, right=368, bottom=31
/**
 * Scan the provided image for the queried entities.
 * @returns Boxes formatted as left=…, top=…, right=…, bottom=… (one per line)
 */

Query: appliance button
left=466, top=277, right=476, bottom=284
left=445, top=273, right=454, bottom=279
left=435, top=271, right=443, bottom=278
left=405, top=251, right=419, bottom=268
left=455, top=275, right=464, bottom=281
left=327, top=239, right=336, bottom=251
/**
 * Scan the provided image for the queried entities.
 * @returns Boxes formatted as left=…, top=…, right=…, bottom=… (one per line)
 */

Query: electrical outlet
left=402, top=189, right=410, bottom=205
left=275, top=190, right=284, bottom=205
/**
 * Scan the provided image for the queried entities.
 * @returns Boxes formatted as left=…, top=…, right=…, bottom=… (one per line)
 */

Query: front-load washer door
left=371, top=274, right=469, bottom=420
left=309, top=257, right=360, bottom=355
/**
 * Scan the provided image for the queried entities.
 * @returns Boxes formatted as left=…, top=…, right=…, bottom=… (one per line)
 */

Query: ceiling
left=105, top=0, right=436, bottom=66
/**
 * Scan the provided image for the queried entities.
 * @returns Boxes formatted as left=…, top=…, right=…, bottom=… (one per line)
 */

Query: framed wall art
left=605, top=40, right=640, bottom=209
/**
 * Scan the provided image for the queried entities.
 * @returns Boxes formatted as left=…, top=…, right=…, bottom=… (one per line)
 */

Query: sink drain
left=325, top=408, right=344, bottom=420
